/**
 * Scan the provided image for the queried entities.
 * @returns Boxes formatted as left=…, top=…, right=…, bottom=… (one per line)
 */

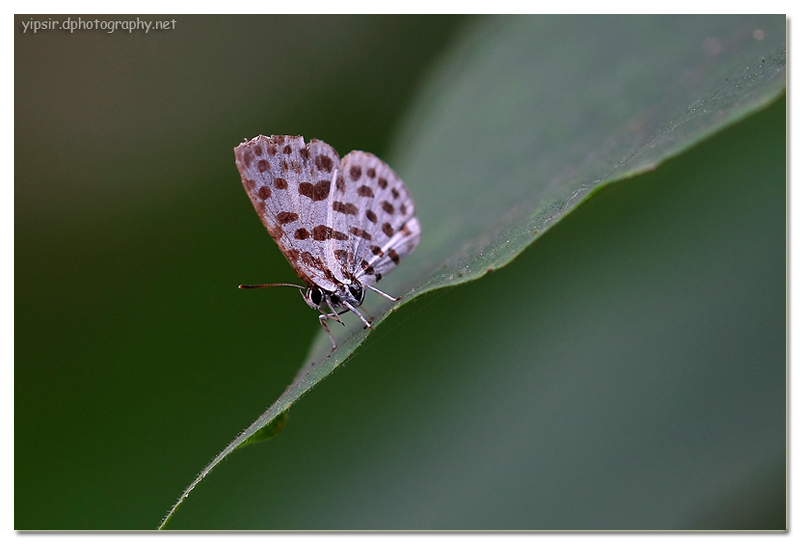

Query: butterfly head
left=303, top=281, right=365, bottom=313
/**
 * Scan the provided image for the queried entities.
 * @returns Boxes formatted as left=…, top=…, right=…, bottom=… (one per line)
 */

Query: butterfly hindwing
left=337, top=151, right=421, bottom=284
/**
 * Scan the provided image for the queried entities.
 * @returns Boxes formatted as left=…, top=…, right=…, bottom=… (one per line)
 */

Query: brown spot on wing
left=365, top=210, right=377, bottom=223
left=357, top=185, right=374, bottom=198
left=294, top=228, right=310, bottom=240
left=256, top=186, right=272, bottom=200
left=336, top=177, right=346, bottom=192
left=299, top=147, right=310, bottom=160
left=268, top=144, right=278, bottom=155
left=274, top=177, right=288, bottom=190
left=367, top=168, right=376, bottom=178
left=276, top=211, right=299, bottom=224
left=253, top=146, right=263, bottom=156
left=349, top=227, right=372, bottom=240
left=370, top=245, right=383, bottom=256
left=291, top=161, right=302, bottom=174
left=281, top=160, right=288, bottom=172
left=301, top=251, right=325, bottom=271
left=254, top=199, right=266, bottom=217
left=243, top=178, right=256, bottom=192
left=242, top=149, right=254, bottom=168
left=315, top=155, right=334, bottom=173
left=350, top=165, right=362, bottom=180
left=312, top=225, right=349, bottom=241
left=332, top=201, right=359, bottom=215
left=360, top=260, right=376, bottom=275
left=378, top=177, right=388, bottom=189
left=388, top=248, right=400, bottom=264
left=381, top=201, right=395, bottom=214
left=382, top=223, right=394, bottom=237
left=299, top=180, right=331, bottom=201
left=257, top=160, right=270, bottom=173
left=391, top=188, right=400, bottom=199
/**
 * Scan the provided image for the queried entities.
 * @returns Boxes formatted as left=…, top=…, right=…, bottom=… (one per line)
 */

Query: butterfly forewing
left=234, top=135, right=344, bottom=292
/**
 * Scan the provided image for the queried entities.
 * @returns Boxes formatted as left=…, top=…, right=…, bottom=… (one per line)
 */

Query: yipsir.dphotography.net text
left=20, top=16, right=176, bottom=34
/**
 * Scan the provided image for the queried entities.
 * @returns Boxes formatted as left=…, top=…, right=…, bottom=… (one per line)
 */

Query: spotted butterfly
left=234, top=135, right=421, bottom=349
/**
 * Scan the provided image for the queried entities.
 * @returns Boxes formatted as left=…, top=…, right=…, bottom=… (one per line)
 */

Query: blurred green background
left=15, top=15, right=784, bottom=529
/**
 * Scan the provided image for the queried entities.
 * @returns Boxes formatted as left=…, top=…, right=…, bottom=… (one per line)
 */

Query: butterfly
left=234, top=135, right=421, bottom=350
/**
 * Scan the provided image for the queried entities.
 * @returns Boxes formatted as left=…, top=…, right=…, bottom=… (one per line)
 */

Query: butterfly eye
left=310, top=287, right=323, bottom=305
left=348, top=284, right=363, bottom=300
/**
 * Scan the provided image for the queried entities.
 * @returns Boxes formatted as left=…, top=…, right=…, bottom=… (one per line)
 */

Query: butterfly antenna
left=366, top=284, right=400, bottom=302
left=238, top=282, right=306, bottom=290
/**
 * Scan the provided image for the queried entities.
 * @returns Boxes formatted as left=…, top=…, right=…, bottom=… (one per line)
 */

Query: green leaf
left=159, top=15, right=785, bottom=528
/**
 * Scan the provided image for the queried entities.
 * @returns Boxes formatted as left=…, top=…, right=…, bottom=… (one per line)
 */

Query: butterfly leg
left=324, top=296, right=346, bottom=327
left=318, top=313, right=337, bottom=351
left=366, top=284, right=400, bottom=302
left=342, top=301, right=373, bottom=331
left=359, top=305, right=374, bottom=322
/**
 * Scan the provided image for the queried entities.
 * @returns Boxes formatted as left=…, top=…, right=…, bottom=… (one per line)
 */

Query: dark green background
left=15, top=15, right=785, bottom=529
